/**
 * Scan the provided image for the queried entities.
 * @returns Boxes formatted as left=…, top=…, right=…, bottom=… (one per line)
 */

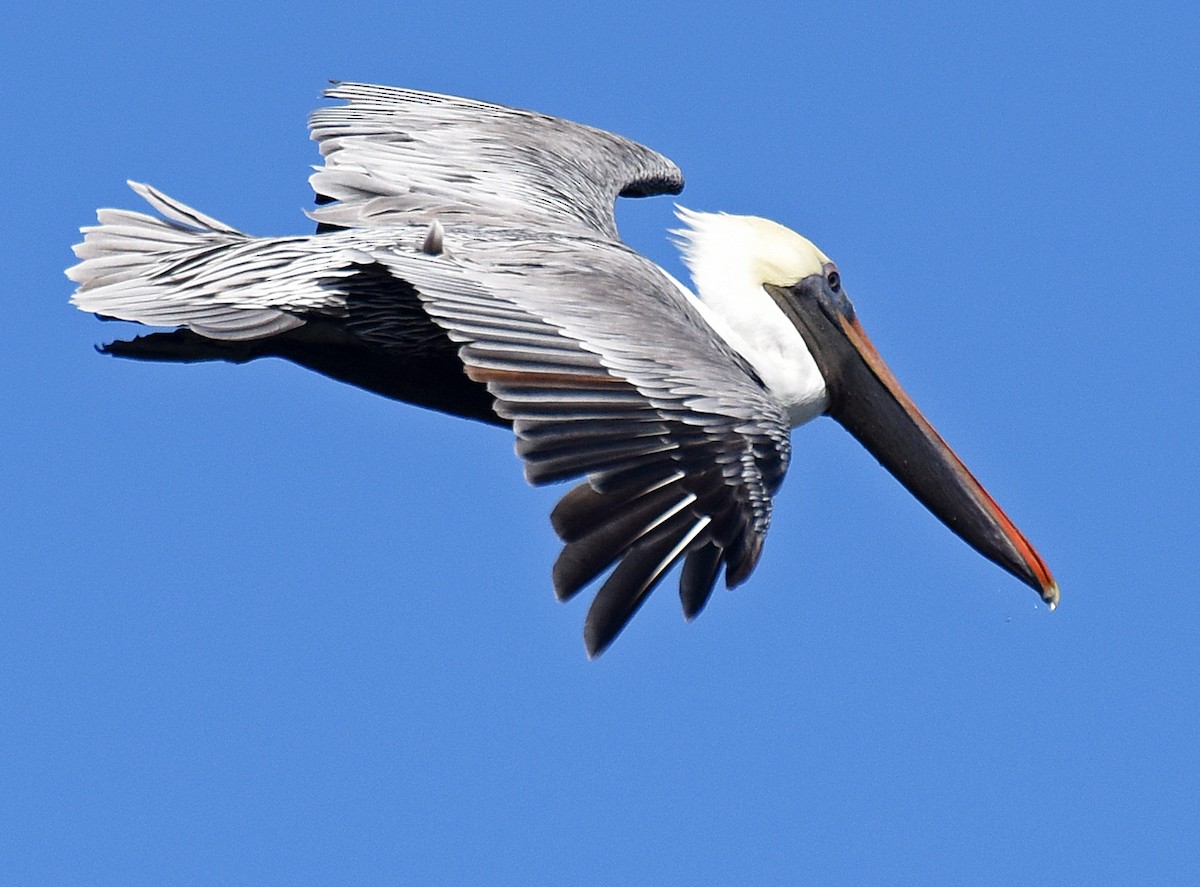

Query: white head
left=672, top=207, right=832, bottom=297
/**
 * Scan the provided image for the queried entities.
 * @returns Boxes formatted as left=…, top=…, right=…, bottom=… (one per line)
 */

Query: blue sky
left=4, top=1, right=1198, bottom=883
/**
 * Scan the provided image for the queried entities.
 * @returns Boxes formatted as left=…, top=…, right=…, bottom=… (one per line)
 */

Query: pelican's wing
left=307, top=82, right=684, bottom=240
left=68, top=183, right=789, bottom=655
left=389, top=231, right=792, bottom=656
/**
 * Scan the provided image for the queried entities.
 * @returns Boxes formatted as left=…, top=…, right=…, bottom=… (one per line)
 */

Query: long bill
left=767, top=278, right=1059, bottom=608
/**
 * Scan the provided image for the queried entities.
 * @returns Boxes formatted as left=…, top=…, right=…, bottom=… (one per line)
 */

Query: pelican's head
left=673, top=207, right=1059, bottom=610
left=673, top=207, right=832, bottom=294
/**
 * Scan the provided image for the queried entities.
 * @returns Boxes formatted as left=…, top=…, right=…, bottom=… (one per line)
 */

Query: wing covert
left=308, top=82, right=684, bottom=240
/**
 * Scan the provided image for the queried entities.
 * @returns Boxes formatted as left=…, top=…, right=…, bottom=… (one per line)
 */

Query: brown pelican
left=67, top=82, right=1058, bottom=656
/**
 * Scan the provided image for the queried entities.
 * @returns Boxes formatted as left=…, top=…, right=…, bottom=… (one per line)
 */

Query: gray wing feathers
left=308, top=82, right=684, bottom=239
left=410, top=236, right=791, bottom=655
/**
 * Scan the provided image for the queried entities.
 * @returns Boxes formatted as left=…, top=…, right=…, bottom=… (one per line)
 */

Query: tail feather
left=126, top=180, right=243, bottom=234
left=67, top=181, right=311, bottom=341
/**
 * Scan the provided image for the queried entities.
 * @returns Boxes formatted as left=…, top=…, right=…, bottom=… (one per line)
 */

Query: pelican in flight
left=68, top=82, right=1058, bottom=655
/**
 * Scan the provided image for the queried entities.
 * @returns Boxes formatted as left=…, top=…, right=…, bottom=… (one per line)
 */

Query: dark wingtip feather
left=725, top=533, right=764, bottom=589
left=583, top=551, right=656, bottom=657
left=550, top=481, right=692, bottom=601
left=583, top=526, right=698, bottom=657
left=549, top=482, right=604, bottom=541
left=679, top=543, right=723, bottom=621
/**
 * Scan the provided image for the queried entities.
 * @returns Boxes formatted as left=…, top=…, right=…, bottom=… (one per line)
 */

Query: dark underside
left=96, top=324, right=504, bottom=432
left=97, top=263, right=506, bottom=428
left=101, top=322, right=504, bottom=427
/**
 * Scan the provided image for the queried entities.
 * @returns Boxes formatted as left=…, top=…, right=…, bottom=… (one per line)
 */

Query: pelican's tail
left=67, top=181, right=507, bottom=424
left=67, top=181, right=307, bottom=341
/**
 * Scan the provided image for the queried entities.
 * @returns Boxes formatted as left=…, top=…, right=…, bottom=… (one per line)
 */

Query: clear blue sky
left=4, top=2, right=1198, bottom=883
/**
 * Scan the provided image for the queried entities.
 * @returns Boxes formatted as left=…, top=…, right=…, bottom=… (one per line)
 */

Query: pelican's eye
left=823, top=262, right=841, bottom=293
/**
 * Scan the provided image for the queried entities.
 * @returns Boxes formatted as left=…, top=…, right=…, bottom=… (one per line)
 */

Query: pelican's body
left=68, top=82, right=1057, bottom=655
